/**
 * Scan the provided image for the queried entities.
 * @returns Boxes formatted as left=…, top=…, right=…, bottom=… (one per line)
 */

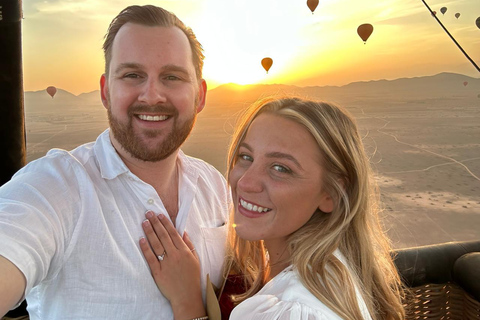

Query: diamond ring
left=157, top=251, right=166, bottom=261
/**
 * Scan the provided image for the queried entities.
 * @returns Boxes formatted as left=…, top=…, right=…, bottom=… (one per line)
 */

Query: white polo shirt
left=0, top=129, right=230, bottom=319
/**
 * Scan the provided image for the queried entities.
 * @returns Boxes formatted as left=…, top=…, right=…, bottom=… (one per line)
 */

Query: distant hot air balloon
left=440, top=7, right=447, bottom=15
left=357, top=23, right=374, bottom=43
left=463, top=81, right=468, bottom=86
left=306, top=0, right=319, bottom=14
left=432, top=11, right=437, bottom=16
left=476, top=17, right=480, bottom=29
left=46, top=86, right=57, bottom=98
left=455, top=13, right=460, bottom=19
left=261, top=57, right=273, bottom=74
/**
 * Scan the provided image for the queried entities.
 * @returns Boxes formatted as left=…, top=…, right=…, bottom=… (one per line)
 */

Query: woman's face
left=229, top=112, right=334, bottom=247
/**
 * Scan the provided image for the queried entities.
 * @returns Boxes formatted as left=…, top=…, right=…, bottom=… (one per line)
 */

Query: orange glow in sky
left=22, top=0, right=480, bottom=95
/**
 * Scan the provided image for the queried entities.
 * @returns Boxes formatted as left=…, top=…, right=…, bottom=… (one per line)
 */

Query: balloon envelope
left=261, top=58, right=273, bottom=73
left=440, top=7, right=447, bottom=15
left=357, top=24, right=374, bottom=43
left=455, top=13, right=460, bottom=19
left=46, top=86, right=57, bottom=98
left=476, top=17, right=480, bottom=29
left=306, top=0, right=319, bottom=13
left=463, top=81, right=468, bottom=86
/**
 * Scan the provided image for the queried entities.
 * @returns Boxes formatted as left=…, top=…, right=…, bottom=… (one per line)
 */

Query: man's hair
left=102, top=5, right=205, bottom=81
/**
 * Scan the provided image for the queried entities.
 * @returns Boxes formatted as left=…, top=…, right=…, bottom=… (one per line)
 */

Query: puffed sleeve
left=229, top=294, right=342, bottom=320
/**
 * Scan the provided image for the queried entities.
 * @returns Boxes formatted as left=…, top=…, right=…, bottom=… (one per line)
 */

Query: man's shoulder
left=45, top=141, right=96, bottom=167
left=12, top=141, right=97, bottom=182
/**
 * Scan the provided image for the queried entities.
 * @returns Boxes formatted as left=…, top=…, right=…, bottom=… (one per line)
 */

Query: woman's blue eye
left=239, top=154, right=253, bottom=162
left=273, top=165, right=291, bottom=173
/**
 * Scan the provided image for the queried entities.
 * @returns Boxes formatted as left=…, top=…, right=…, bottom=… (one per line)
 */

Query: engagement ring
left=157, top=251, right=166, bottom=261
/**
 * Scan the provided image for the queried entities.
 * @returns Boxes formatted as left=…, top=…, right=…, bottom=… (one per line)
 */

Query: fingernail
left=142, top=219, right=150, bottom=227
left=145, top=211, right=154, bottom=218
left=158, top=213, right=165, bottom=219
left=139, top=237, right=146, bottom=244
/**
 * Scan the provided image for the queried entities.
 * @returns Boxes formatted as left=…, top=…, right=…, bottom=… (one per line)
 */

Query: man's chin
left=125, top=144, right=174, bottom=162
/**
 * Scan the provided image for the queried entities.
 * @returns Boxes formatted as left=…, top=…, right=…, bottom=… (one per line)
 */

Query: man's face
left=100, top=23, right=206, bottom=162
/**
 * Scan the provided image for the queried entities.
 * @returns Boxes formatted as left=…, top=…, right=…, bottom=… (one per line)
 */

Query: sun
left=190, top=0, right=318, bottom=87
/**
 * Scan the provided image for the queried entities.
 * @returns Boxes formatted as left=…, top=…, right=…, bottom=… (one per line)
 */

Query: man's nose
left=138, top=78, right=167, bottom=105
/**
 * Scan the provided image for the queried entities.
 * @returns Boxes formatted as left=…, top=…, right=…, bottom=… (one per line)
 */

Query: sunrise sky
left=22, top=0, right=480, bottom=95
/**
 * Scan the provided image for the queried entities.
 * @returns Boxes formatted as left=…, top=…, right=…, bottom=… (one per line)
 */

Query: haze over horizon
left=22, top=0, right=480, bottom=95
left=26, top=71, right=480, bottom=97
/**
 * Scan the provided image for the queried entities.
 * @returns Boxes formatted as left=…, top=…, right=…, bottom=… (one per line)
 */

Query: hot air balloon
left=357, top=24, right=374, bottom=43
left=463, top=81, right=468, bottom=86
left=306, top=0, right=319, bottom=14
left=440, top=7, right=447, bottom=15
left=261, top=57, right=273, bottom=74
left=455, top=13, right=460, bottom=19
left=476, top=17, right=480, bottom=29
left=432, top=11, right=437, bottom=16
left=46, top=86, right=57, bottom=98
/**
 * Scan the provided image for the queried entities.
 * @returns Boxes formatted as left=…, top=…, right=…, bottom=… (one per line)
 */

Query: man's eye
left=165, top=75, right=180, bottom=81
left=124, top=73, right=140, bottom=79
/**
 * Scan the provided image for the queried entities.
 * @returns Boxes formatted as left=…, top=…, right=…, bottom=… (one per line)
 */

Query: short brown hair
left=102, top=5, right=205, bottom=81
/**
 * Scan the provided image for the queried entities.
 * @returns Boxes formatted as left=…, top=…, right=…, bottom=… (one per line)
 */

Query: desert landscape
left=24, top=72, right=480, bottom=249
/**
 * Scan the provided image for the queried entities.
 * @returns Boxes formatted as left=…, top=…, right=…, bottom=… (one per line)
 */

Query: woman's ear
left=318, top=192, right=334, bottom=213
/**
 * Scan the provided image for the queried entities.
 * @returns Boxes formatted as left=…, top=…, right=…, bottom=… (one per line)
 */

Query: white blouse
left=230, top=251, right=372, bottom=320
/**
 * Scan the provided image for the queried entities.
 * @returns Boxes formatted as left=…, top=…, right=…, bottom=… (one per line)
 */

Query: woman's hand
left=140, top=210, right=206, bottom=320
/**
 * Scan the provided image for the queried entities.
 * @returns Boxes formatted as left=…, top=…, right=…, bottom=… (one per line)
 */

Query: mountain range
left=25, top=72, right=480, bottom=113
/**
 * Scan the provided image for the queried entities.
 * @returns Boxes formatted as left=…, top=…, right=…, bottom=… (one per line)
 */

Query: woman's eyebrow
left=240, top=142, right=302, bottom=169
left=266, top=152, right=302, bottom=169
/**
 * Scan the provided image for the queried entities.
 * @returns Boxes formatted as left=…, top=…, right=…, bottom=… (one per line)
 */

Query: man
left=0, top=5, right=229, bottom=319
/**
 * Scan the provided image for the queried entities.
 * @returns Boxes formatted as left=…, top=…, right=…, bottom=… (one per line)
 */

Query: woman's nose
left=237, top=166, right=264, bottom=193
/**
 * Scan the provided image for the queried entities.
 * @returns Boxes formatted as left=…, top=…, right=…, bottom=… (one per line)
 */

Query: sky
left=22, top=0, right=480, bottom=95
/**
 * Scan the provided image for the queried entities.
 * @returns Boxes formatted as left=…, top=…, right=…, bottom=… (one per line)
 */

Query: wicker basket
left=404, top=282, right=480, bottom=319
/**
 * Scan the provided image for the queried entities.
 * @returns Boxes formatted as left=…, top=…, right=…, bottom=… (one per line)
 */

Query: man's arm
left=0, top=255, right=26, bottom=317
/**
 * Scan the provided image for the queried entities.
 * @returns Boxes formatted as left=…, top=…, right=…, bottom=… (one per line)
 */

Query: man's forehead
left=111, top=24, right=191, bottom=59
left=111, top=24, right=193, bottom=62
left=113, top=23, right=187, bottom=46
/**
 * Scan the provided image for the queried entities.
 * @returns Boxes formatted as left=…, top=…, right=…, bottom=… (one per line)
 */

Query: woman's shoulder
left=230, top=267, right=343, bottom=320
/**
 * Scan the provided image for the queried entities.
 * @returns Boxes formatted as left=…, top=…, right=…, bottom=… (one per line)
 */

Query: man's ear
left=318, top=192, right=335, bottom=214
left=100, top=74, right=109, bottom=109
left=195, top=79, right=207, bottom=114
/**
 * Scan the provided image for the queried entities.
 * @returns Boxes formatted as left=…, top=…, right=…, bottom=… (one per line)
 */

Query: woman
left=140, top=97, right=405, bottom=319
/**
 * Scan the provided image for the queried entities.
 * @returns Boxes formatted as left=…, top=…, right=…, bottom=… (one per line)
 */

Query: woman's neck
left=264, top=239, right=291, bottom=281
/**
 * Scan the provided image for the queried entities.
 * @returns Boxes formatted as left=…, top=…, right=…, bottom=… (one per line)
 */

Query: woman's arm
left=140, top=211, right=207, bottom=320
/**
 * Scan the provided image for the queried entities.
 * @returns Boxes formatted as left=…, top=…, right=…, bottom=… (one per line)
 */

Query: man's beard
left=107, top=103, right=197, bottom=162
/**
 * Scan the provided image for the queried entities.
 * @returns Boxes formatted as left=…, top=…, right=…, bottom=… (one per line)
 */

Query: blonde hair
left=224, top=96, right=405, bottom=320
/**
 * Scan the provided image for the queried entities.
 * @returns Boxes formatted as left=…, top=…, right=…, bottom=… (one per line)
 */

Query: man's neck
left=122, top=151, right=178, bottom=187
